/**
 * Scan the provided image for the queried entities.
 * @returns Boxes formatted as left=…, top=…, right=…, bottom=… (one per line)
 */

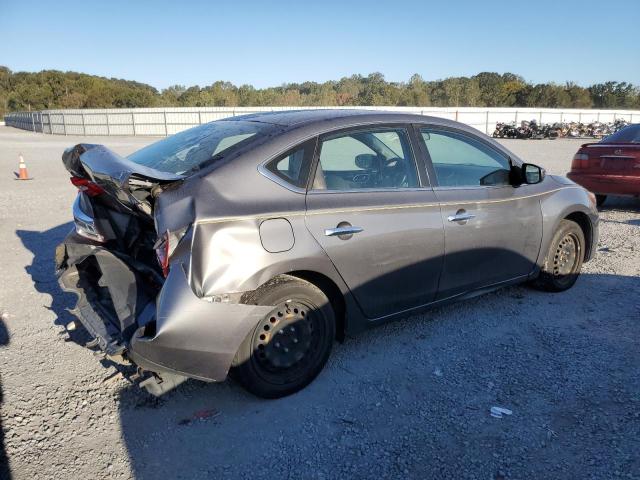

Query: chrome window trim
left=307, top=186, right=434, bottom=195
left=431, top=184, right=516, bottom=192
left=257, top=162, right=306, bottom=194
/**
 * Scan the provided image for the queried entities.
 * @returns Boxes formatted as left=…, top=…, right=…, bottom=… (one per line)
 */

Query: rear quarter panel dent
left=189, top=216, right=349, bottom=300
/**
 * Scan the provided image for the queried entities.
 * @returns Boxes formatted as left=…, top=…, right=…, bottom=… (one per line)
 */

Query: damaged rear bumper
left=128, top=263, right=272, bottom=382
left=56, top=231, right=272, bottom=383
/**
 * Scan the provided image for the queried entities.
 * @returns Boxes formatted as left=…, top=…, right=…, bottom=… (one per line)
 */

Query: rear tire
left=595, top=194, right=607, bottom=208
left=531, top=219, right=585, bottom=292
left=231, top=275, right=335, bottom=398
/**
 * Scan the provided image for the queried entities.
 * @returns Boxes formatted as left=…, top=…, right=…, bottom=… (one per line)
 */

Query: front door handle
left=324, top=226, right=364, bottom=237
left=447, top=212, right=476, bottom=223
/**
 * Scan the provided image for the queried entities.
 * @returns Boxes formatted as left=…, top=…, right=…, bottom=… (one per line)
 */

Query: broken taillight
left=154, top=225, right=191, bottom=277
left=70, top=176, right=105, bottom=197
left=155, top=232, right=170, bottom=277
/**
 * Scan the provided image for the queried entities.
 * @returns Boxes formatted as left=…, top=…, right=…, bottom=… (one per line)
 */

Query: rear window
left=602, top=124, right=640, bottom=143
left=127, top=120, right=273, bottom=174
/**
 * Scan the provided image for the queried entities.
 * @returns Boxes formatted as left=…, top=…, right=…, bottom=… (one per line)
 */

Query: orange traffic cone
left=15, top=153, right=33, bottom=180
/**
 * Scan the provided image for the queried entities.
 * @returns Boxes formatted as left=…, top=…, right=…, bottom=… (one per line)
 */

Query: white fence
left=5, top=106, right=640, bottom=137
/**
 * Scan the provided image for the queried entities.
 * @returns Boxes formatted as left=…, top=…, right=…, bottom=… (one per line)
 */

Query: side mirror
left=521, top=163, right=545, bottom=184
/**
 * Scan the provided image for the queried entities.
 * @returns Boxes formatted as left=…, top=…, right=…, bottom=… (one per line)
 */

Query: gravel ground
left=0, top=128, right=638, bottom=480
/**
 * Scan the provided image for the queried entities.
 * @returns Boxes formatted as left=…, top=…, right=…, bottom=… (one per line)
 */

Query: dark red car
left=568, top=124, right=640, bottom=206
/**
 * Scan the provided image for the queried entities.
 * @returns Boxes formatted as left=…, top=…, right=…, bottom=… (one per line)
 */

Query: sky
left=0, top=0, right=638, bottom=91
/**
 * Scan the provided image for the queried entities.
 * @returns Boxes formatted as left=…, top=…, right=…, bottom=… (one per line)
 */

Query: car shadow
left=598, top=196, right=640, bottom=214
left=109, top=270, right=640, bottom=479
left=15, top=223, right=640, bottom=479
left=600, top=217, right=640, bottom=228
left=16, top=223, right=92, bottom=346
left=598, top=197, right=640, bottom=227
left=0, top=317, right=10, bottom=479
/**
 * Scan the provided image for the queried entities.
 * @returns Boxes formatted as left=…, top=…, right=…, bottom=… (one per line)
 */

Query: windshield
left=127, top=120, right=273, bottom=174
left=602, top=124, right=640, bottom=144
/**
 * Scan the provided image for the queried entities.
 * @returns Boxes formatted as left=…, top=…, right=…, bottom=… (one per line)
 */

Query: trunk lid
left=62, top=144, right=183, bottom=216
left=578, top=143, right=640, bottom=176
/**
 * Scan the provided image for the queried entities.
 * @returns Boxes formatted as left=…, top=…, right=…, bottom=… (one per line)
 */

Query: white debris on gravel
left=490, top=406, right=513, bottom=418
left=0, top=130, right=638, bottom=480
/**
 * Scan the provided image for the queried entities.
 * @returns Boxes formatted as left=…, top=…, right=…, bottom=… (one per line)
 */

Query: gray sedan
left=56, top=110, right=599, bottom=398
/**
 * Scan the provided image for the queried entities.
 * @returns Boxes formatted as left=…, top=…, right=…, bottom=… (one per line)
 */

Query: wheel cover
left=553, top=232, right=580, bottom=277
left=252, top=301, right=320, bottom=376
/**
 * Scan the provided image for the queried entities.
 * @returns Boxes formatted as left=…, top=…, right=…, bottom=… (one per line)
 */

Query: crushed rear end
left=55, top=143, right=270, bottom=395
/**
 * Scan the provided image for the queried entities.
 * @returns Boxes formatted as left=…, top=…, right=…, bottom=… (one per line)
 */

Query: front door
left=304, top=126, right=444, bottom=319
left=417, top=126, right=543, bottom=299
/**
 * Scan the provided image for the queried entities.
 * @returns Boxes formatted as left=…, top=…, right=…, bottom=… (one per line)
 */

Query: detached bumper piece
left=139, top=371, right=188, bottom=396
left=57, top=235, right=158, bottom=356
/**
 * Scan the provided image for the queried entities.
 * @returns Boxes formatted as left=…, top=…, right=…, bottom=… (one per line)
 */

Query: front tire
left=531, top=219, right=585, bottom=292
left=231, top=275, right=335, bottom=398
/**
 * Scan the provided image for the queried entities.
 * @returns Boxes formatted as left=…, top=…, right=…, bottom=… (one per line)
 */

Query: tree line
left=1, top=66, right=639, bottom=118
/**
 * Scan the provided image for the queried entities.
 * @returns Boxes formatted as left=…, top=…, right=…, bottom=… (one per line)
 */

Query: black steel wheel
left=531, top=219, right=585, bottom=292
left=231, top=275, right=335, bottom=398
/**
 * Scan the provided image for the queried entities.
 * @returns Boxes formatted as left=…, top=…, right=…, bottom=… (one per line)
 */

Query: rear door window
left=313, top=128, right=419, bottom=190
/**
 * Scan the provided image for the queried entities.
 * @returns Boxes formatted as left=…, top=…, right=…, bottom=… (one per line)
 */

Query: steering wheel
left=380, top=157, right=408, bottom=187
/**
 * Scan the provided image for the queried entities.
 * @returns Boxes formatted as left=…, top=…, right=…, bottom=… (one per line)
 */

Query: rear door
left=304, top=125, right=444, bottom=319
left=417, top=126, right=543, bottom=300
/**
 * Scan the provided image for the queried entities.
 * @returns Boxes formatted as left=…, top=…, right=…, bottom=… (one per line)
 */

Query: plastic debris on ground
left=490, top=406, right=513, bottom=418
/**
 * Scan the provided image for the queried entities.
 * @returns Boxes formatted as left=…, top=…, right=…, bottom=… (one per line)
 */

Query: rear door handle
left=447, top=213, right=476, bottom=222
left=324, top=226, right=364, bottom=237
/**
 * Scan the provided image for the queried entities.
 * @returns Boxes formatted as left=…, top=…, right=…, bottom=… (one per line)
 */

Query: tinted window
left=265, top=146, right=310, bottom=188
left=319, top=136, right=376, bottom=171
left=421, top=129, right=510, bottom=187
left=314, top=128, right=419, bottom=190
left=127, top=120, right=272, bottom=175
left=602, top=124, right=640, bottom=143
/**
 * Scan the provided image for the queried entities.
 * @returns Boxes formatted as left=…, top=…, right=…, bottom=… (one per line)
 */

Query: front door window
left=420, top=129, right=511, bottom=187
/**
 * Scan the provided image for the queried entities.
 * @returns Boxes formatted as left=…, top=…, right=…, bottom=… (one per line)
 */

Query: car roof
left=228, top=108, right=456, bottom=129
left=219, top=109, right=522, bottom=167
